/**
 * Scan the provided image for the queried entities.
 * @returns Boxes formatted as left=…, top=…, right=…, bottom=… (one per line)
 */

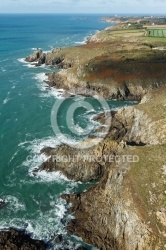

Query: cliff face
left=107, top=87, right=166, bottom=145
left=61, top=88, right=166, bottom=250
left=63, top=143, right=166, bottom=250
left=37, top=87, right=166, bottom=250
left=63, top=168, right=154, bottom=250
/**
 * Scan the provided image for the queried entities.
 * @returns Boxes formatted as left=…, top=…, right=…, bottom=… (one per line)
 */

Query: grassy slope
left=47, top=28, right=166, bottom=92
left=126, top=144, right=166, bottom=244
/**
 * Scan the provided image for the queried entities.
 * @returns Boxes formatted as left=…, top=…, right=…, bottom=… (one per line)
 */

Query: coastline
left=25, top=18, right=166, bottom=249
left=2, top=16, right=166, bottom=250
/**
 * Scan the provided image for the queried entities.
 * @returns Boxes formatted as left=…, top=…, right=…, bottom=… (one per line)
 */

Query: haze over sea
left=0, top=14, right=134, bottom=249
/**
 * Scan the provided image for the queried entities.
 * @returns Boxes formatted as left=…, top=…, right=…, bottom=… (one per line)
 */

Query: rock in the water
left=0, top=228, right=47, bottom=250
left=55, top=234, right=63, bottom=244
left=0, top=199, right=6, bottom=208
left=25, top=49, right=46, bottom=65
left=37, top=139, right=118, bottom=182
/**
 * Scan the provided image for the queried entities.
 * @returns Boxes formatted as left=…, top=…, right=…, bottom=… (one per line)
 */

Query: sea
left=0, top=14, right=136, bottom=249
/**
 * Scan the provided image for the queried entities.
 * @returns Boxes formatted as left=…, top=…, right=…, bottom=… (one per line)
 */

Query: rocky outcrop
left=0, top=228, right=47, bottom=250
left=25, top=49, right=46, bottom=66
left=45, top=56, right=73, bottom=69
left=37, top=139, right=118, bottom=182
left=106, top=87, right=166, bottom=145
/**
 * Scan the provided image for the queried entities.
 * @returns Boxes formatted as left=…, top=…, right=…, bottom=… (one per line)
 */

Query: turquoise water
left=0, top=14, right=135, bottom=249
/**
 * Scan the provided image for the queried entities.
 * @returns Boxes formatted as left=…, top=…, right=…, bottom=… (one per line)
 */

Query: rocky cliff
left=37, top=139, right=118, bottom=182
left=39, top=87, right=166, bottom=250
left=25, top=26, right=166, bottom=250
left=107, top=87, right=166, bottom=146
left=26, top=49, right=46, bottom=66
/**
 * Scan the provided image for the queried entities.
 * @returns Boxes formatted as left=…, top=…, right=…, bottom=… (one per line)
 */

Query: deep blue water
left=0, top=14, right=134, bottom=249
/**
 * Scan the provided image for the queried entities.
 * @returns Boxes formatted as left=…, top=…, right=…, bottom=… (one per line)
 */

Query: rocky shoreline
left=0, top=228, right=47, bottom=250
left=26, top=28, right=166, bottom=101
left=23, top=19, right=166, bottom=249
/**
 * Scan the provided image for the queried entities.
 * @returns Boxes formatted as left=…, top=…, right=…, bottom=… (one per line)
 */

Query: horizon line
left=0, top=12, right=166, bottom=15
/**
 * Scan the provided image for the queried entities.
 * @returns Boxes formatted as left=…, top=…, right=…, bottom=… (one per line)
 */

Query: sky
left=0, top=0, right=166, bottom=14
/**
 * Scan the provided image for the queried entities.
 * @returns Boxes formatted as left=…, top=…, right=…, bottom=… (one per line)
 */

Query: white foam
left=43, top=50, right=51, bottom=54
left=25, top=63, right=37, bottom=68
left=54, top=203, right=67, bottom=218
left=4, top=195, right=26, bottom=212
left=74, top=124, right=85, bottom=134
left=34, top=73, right=48, bottom=82
left=86, top=109, right=96, bottom=114
left=29, top=170, right=69, bottom=183
left=17, top=58, right=38, bottom=68
left=3, top=90, right=12, bottom=104
left=20, top=136, right=72, bottom=183
left=75, top=36, right=88, bottom=45
left=31, top=47, right=51, bottom=54
left=39, top=89, right=65, bottom=99
left=17, top=58, right=26, bottom=63
left=3, top=97, right=10, bottom=105
left=18, top=58, right=37, bottom=68
left=35, top=79, right=49, bottom=93
left=19, top=136, right=60, bottom=172
left=25, top=63, right=48, bottom=68
left=9, top=150, right=19, bottom=163
left=0, top=197, right=67, bottom=242
left=25, top=198, right=67, bottom=239
left=31, top=47, right=41, bottom=51
left=39, top=63, right=48, bottom=68
left=17, top=136, right=81, bottom=185
left=75, top=41, right=86, bottom=45
left=34, top=73, right=65, bottom=99
left=23, top=152, right=49, bottom=169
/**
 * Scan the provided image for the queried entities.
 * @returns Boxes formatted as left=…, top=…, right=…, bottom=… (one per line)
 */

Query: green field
left=147, top=28, right=166, bottom=38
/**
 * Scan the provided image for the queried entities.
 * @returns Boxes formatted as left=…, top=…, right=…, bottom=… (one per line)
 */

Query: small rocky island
left=15, top=17, right=166, bottom=249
